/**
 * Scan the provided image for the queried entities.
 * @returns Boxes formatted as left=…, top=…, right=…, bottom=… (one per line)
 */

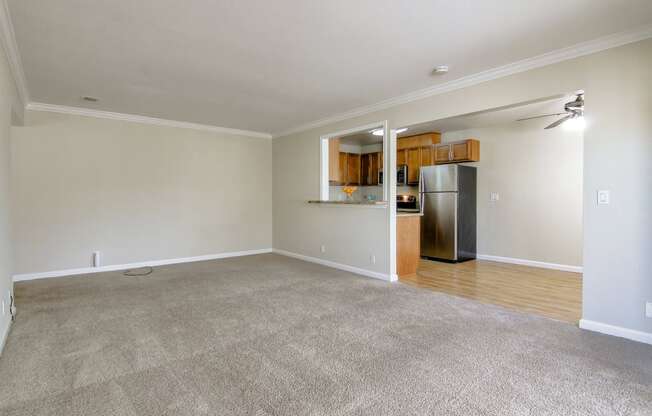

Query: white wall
left=273, top=39, right=652, bottom=338
left=0, top=33, right=20, bottom=350
left=442, top=120, right=583, bottom=268
left=11, top=110, right=272, bottom=275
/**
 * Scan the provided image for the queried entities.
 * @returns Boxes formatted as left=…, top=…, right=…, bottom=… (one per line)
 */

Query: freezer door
left=420, top=165, right=458, bottom=192
left=420, top=192, right=458, bottom=260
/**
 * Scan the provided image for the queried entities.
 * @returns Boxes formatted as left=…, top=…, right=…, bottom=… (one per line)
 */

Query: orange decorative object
left=342, top=186, right=358, bottom=199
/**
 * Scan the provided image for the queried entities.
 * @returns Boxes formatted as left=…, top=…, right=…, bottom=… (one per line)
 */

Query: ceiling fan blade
left=544, top=114, right=573, bottom=129
left=516, top=112, right=567, bottom=122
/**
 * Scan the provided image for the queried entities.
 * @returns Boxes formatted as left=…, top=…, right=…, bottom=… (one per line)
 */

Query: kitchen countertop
left=397, top=211, right=423, bottom=217
left=308, top=200, right=388, bottom=207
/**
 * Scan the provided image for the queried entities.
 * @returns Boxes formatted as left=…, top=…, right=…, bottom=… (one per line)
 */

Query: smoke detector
left=432, top=65, right=449, bottom=75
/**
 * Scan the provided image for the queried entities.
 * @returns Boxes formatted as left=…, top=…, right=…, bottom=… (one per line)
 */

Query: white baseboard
left=12, top=248, right=273, bottom=282
left=476, top=254, right=582, bottom=274
left=579, top=319, right=652, bottom=345
left=273, top=249, right=396, bottom=282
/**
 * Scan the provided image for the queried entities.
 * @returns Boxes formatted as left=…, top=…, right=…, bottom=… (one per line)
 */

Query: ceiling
left=338, top=95, right=572, bottom=144
left=400, top=96, right=571, bottom=135
left=8, top=1, right=652, bottom=135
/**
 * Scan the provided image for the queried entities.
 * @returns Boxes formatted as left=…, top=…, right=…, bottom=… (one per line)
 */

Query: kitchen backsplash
left=329, top=185, right=418, bottom=202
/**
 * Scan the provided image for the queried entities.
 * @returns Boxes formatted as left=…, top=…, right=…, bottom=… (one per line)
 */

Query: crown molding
left=25, top=102, right=273, bottom=139
left=273, top=23, right=652, bottom=138
left=0, top=0, right=29, bottom=106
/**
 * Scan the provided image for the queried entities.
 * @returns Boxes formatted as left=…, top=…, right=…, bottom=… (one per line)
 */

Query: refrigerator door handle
left=418, top=168, right=425, bottom=214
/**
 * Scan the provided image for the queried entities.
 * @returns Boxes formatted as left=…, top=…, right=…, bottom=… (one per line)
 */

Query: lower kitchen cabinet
left=397, top=215, right=421, bottom=276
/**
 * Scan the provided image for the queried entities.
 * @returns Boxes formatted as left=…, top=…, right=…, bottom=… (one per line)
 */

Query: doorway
left=394, top=94, right=584, bottom=323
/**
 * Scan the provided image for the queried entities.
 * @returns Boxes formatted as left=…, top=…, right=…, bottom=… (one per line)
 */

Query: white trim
left=476, top=254, right=583, bottom=274
left=0, top=319, right=10, bottom=356
left=12, top=248, right=273, bottom=282
left=272, top=24, right=652, bottom=138
left=319, top=137, right=330, bottom=201
left=0, top=0, right=29, bottom=106
left=387, top=127, right=397, bottom=281
left=25, top=102, right=273, bottom=139
left=273, top=249, right=394, bottom=282
left=579, top=319, right=652, bottom=346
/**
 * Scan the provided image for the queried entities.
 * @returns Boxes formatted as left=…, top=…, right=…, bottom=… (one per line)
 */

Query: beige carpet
left=0, top=253, right=650, bottom=415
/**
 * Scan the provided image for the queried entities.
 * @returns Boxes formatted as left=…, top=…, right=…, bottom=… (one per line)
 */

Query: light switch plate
left=597, top=190, right=610, bottom=205
left=646, top=302, right=652, bottom=318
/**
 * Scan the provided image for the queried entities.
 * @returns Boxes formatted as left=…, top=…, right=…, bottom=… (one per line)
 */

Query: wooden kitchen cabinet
left=347, top=153, right=361, bottom=185
left=420, top=145, right=433, bottom=166
left=407, top=147, right=420, bottom=184
left=397, top=215, right=421, bottom=276
left=360, top=152, right=381, bottom=186
left=397, top=149, right=406, bottom=166
left=328, top=139, right=341, bottom=184
left=338, top=152, right=348, bottom=184
left=397, top=133, right=441, bottom=150
left=435, top=139, right=480, bottom=164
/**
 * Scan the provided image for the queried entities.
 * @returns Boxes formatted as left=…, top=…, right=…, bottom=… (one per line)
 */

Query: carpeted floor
left=0, top=253, right=650, bottom=415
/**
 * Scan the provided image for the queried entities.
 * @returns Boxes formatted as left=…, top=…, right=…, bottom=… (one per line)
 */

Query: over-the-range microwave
left=378, top=165, right=408, bottom=186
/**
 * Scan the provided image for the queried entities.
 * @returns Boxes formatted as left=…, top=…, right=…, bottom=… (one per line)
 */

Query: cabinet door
left=370, top=152, right=380, bottom=185
left=397, top=149, right=407, bottom=166
left=435, top=144, right=451, bottom=163
left=407, top=147, right=420, bottom=184
left=420, top=146, right=433, bottom=166
left=451, top=142, right=469, bottom=161
left=347, top=154, right=361, bottom=185
left=338, top=152, right=348, bottom=184
left=451, top=139, right=480, bottom=162
left=360, top=153, right=378, bottom=186
left=328, top=139, right=341, bottom=183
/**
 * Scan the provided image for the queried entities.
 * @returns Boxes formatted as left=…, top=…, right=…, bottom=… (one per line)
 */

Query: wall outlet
left=370, top=254, right=376, bottom=264
left=646, top=302, right=652, bottom=318
left=597, top=190, right=610, bottom=205
left=92, top=251, right=101, bottom=267
left=490, top=192, right=500, bottom=202
left=320, top=245, right=326, bottom=253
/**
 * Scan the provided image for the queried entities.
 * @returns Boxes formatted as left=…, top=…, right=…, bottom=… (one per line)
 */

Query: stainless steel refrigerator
left=419, top=165, right=476, bottom=262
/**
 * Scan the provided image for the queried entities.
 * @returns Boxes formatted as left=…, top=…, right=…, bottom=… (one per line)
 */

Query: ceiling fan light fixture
left=563, top=115, right=586, bottom=131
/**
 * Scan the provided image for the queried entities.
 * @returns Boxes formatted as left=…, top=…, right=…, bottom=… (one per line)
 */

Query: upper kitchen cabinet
left=361, top=152, right=381, bottom=186
left=435, top=139, right=480, bottom=164
left=328, top=139, right=341, bottom=184
left=397, top=133, right=441, bottom=150
left=346, top=153, right=361, bottom=185
left=407, top=147, right=421, bottom=184
left=396, top=133, right=441, bottom=184
left=338, top=152, right=348, bottom=184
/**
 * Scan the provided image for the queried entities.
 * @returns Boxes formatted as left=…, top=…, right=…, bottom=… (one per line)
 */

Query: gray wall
left=11, top=110, right=273, bottom=274
left=0, top=36, right=20, bottom=347
left=442, top=120, right=583, bottom=268
left=273, top=39, right=652, bottom=336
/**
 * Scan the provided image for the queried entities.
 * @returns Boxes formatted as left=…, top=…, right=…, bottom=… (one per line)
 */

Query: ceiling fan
left=517, top=92, right=584, bottom=129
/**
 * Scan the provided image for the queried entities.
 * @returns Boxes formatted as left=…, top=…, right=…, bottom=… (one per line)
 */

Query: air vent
left=81, top=96, right=99, bottom=102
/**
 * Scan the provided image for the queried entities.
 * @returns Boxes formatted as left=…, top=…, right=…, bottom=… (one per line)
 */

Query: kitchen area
left=313, top=95, right=583, bottom=324
left=325, top=128, right=480, bottom=277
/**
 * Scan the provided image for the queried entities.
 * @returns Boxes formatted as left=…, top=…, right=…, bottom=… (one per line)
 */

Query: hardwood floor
left=400, top=259, right=582, bottom=324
